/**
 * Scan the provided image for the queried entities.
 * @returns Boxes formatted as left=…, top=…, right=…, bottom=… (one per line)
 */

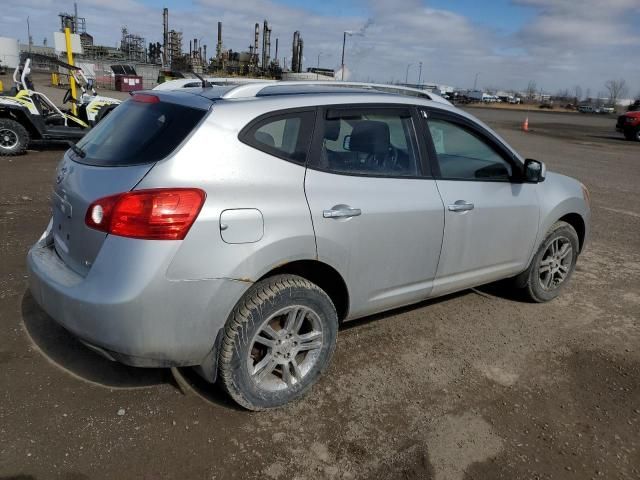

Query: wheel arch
left=558, top=212, right=586, bottom=252
left=0, top=107, right=41, bottom=139
left=256, top=259, right=350, bottom=321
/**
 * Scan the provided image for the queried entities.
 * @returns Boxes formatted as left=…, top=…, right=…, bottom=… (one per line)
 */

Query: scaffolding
left=120, top=27, right=146, bottom=62
left=167, top=30, right=183, bottom=68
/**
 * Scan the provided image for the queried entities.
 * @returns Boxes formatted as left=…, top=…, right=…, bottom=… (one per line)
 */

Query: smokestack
left=190, top=39, right=193, bottom=57
left=297, top=38, right=303, bottom=73
left=73, top=2, right=78, bottom=33
left=216, top=21, right=222, bottom=60
left=262, top=20, right=267, bottom=69
left=266, top=23, right=271, bottom=68
left=162, top=8, right=169, bottom=66
left=254, top=23, right=260, bottom=64
left=274, top=38, right=278, bottom=65
left=203, top=45, right=207, bottom=65
left=292, top=31, right=299, bottom=73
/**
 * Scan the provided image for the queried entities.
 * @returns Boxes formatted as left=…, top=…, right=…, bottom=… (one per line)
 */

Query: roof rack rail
left=220, top=81, right=452, bottom=105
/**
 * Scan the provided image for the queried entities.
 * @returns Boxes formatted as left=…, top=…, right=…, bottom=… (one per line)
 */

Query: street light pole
left=473, top=72, right=480, bottom=90
left=418, top=61, right=423, bottom=87
left=405, top=63, right=413, bottom=84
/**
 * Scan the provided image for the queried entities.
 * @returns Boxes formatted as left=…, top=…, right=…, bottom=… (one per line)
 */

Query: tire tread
left=219, top=274, right=335, bottom=410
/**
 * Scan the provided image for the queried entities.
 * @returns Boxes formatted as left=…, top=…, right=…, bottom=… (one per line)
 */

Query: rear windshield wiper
left=67, top=141, right=86, bottom=158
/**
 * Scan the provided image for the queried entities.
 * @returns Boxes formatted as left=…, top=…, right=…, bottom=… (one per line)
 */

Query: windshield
left=74, top=99, right=207, bottom=166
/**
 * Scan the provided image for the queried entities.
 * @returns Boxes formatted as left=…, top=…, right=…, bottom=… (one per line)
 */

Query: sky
left=2, top=0, right=639, bottom=97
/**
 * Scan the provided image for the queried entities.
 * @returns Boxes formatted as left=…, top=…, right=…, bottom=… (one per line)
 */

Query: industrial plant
left=0, top=2, right=334, bottom=90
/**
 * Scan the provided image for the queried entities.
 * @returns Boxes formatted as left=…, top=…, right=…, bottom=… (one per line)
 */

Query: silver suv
left=27, top=82, right=590, bottom=410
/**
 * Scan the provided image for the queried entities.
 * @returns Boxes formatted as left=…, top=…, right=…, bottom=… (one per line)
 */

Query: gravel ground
left=0, top=106, right=638, bottom=480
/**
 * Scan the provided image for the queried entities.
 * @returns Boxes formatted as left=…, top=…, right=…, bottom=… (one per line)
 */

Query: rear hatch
left=51, top=93, right=209, bottom=276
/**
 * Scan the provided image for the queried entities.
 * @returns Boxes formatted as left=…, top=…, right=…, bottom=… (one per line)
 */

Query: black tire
left=219, top=274, right=338, bottom=411
left=515, top=221, right=580, bottom=303
left=0, top=118, right=29, bottom=156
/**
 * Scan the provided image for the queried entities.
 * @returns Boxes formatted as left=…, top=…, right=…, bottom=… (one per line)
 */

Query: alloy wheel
left=538, top=236, right=573, bottom=291
left=247, top=305, right=324, bottom=392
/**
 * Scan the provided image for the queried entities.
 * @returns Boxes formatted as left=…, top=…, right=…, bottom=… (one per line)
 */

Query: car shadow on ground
left=20, top=280, right=523, bottom=409
left=20, top=290, right=242, bottom=409
left=340, top=281, right=524, bottom=332
left=21, top=290, right=169, bottom=389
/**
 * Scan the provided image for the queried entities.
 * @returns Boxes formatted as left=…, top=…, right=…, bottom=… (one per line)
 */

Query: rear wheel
left=516, top=221, right=579, bottom=303
left=0, top=118, right=29, bottom=156
left=219, top=274, right=338, bottom=410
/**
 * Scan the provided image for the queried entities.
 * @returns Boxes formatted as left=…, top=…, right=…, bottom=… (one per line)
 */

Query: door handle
left=323, top=206, right=362, bottom=219
left=448, top=200, right=474, bottom=212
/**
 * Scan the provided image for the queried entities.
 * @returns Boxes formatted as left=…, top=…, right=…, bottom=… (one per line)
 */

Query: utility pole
left=316, top=52, right=323, bottom=80
left=418, top=61, right=423, bottom=87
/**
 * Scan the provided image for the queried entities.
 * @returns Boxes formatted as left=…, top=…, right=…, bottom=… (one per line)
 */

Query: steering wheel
left=63, top=88, right=72, bottom=104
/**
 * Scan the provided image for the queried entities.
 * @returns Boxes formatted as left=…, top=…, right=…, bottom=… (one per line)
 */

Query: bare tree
left=525, top=80, right=537, bottom=101
left=585, top=88, right=591, bottom=103
left=605, top=79, right=628, bottom=110
left=573, top=85, right=582, bottom=103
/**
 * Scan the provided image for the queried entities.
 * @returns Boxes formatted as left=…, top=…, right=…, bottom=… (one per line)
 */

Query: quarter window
left=427, top=119, right=512, bottom=180
left=240, top=111, right=315, bottom=164
left=315, top=109, right=420, bottom=177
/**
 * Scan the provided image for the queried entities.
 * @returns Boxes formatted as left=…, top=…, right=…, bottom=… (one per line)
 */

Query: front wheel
left=218, top=274, right=338, bottom=410
left=624, top=127, right=640, bottom=142
left=516, top=221, right=580, bottom=303
left=0, top=118, right=29, bottom=156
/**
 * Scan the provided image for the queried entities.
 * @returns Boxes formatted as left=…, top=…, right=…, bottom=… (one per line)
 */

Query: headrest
left=349, top=120, right=390, bottom=155
left=324, top=119, right=341, bottom=141
left=254, top=131, right=275, bottom=148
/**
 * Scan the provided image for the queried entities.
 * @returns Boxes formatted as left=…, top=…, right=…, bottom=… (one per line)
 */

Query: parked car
left=616, top=111, right=640, bottom=141
left=599, top=106, right=615, bottom=114
left=578, top=105, right=595, bottom=113
left=27, top=82, right=591, bottom=410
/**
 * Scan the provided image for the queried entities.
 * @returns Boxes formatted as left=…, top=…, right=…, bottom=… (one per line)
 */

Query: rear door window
left=239, top=110, right=316, bottom=164
left=74, top=97, right=207, bottom=166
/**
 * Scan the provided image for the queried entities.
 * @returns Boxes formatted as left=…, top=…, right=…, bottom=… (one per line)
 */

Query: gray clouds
left=2, top=0, right=638, bottom=94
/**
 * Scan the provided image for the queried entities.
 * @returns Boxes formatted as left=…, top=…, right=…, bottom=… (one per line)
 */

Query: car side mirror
left=342, top=135, right=351, bottom=151
left=524, top=158, right=546, bottom=183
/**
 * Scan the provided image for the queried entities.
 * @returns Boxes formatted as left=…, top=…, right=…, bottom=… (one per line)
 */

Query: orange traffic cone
left=522, top=117, right=529, bottom=132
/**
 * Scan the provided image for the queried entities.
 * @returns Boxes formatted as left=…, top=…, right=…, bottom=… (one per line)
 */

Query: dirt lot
left=0, top=106, right=638, bottom=480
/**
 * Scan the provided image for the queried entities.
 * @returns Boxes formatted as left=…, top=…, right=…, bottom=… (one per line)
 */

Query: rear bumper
left=27, top=236, right=249, bottom=368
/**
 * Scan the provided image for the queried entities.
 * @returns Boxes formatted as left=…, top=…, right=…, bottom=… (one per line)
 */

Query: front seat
left=349, top=120, right=391, bottom=171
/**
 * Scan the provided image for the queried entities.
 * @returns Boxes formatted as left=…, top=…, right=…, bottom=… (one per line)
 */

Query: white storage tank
left=0, top=37, right=20, bottom=69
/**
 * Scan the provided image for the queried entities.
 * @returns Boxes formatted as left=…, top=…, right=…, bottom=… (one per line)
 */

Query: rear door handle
left=447, top=200, right=474, bottom=212
left=323, top=206, right=362, bottom=219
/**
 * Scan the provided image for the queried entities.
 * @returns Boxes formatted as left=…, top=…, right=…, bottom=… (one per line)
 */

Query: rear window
left=239, top=110, right=316, bottom=165
left=74, top=99, right=207, bottom=166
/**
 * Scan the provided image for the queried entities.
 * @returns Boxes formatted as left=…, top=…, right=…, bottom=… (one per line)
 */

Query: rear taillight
left=85, top=188, right=206, bottom=240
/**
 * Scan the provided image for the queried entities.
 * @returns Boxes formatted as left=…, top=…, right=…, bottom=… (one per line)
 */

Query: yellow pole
left=64, top=27, right=77, bottom=115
